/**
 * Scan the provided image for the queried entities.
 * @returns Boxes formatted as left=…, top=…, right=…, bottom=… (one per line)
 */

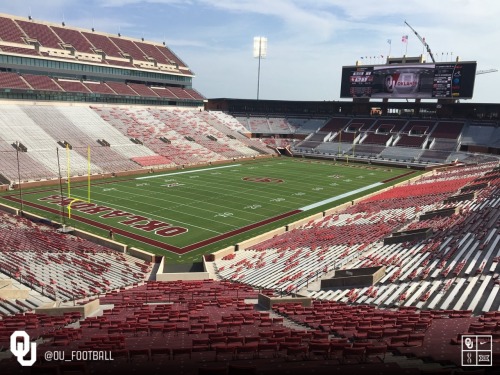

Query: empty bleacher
left=318, top=117, right=351, bottom=132
left=331, top=131, right=358, bottom=143
left=378, top=146, right=423, bottom=161
left=362, top=133, right=392, bottom=146
left=394, top=134, right=427, bottom=148
left=56, top=79, right=92, bottom=93
left=214, top=162, right=500, bottom=316
left=296, top=133, right=327, bottom=150
left=1, top=277, right=496, bottom=373
left=105, top=81, right=140, bottom=96
left=80, top=31, right=122, bottom=58
left=83, top=81, right=116, bottom=95
left=350, top=144, right=385, bottom=158
left=289, top=116, right=489, bottom=165
left=287, top=118, right=326, bottom=134
left=133, top=39, right=176, bottom=66
left=0, top=13, right=201, bottom=109
left=431, top=121, right=465, bottom=139
left=0, top=71, right=31, bottom=90
left=0, top=104, right=278, bottom=182
left=373, top=118, right=408, bottom=134
left=93, top=106, right=272, bottom=167
left=16, top=20, right=63, bottom=49
left=50, top=25, right=95, bottom=53
left=0, top=210, right=152, bottom=302
left=419, top=150, right=452, bottom=163
left=461, top=122, right=500, bottom=148
left=0, top=16, right=26, bottom=43
left=22, top=73, right=63, bottom=92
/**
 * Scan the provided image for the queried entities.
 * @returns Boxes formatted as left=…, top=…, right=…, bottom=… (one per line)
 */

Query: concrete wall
left=461, top=182, right=488, bottom=193
left=286, top=212, right=324, bottom=231
left=420, top=207, right=458, bottom=221
left=444, top=192, right=476, bottom=204
left=321, top=266, right=386, bottom=289
left=156, top=256, right=166, bottom=277
left=155, top=256, right=210, bottom=281
left=257, top=293, right=312, bottom=310
left=35, top=298, right=100, bottom=318
left=323, top=201, right=353, bottom=217
left=384, top=228, right=433, bottom=245
left=0, top=289, right=29, bottom=299
left=0, top=202, right=18, bottom=215
left=73, top=228, right=127, bottom=253
left=210, top=246, right=235, bottom=261
left=0, top=280, right=11, bottom=288
left=156, top=272, right=210, bottom=282
left=127, top=247, right=155, bottom=262
left=236, top=227, right=287, bottom=251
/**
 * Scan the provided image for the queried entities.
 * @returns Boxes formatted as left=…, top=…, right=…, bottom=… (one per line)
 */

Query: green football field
left=1, top=158, right=419, bottom=262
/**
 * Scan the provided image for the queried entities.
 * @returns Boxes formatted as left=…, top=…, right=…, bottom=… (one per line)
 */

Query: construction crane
left=404, top=22, right=498, bottom=75
left=404, top=20, right=435, bottom=63
left=476, top=69, right=498, bottom=75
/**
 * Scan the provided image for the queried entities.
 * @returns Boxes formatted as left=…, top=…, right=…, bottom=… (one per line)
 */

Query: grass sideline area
left=1, top=158, right=422, bottom=263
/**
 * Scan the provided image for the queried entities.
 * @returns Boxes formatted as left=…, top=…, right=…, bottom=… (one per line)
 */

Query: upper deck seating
left=0, top=16, right=26, bottom=43
left=50, top=25, right=95, bottom=54
left=16, top=20, right=63, bottom=49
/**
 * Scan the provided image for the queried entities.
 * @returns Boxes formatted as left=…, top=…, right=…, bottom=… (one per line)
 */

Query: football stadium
left=0, top=11, right=499, bottom=375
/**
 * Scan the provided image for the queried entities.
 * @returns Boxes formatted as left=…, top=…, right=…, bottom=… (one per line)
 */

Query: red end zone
left=2, top=194, right=302, bottom=255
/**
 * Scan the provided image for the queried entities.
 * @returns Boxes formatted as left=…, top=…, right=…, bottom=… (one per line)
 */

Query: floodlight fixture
left=253, top=36, right=267, bottom=58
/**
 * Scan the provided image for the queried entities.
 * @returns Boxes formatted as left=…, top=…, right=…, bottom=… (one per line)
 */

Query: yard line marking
left=299, top=182, right=383, bottom=211
left=103, top=181, right=270, bottom=220
left=81, top=177, right=272, bottom=226
left=135, top=164, right=242, bottom=180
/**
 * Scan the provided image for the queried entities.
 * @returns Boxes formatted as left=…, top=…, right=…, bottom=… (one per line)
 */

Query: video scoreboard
left=340, top=61, right=477, bottom=99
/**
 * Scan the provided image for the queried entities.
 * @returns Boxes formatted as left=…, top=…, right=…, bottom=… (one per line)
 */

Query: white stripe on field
left=299, top=182, right=384, bottom=211
left=135, top=164, right=242, bottom=180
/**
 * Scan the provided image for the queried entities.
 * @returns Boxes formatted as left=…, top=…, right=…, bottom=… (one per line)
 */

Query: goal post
left=67, top=198, right=86, bottom=219
left=64, top=145, right=91, bottom=220
left=66, top=144, right=71, bottom=199
left=87, top=146, right=91, bottom=204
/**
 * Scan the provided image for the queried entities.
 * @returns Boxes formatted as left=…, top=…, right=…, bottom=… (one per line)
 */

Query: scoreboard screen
left=340, top=61, right=477, bottom=99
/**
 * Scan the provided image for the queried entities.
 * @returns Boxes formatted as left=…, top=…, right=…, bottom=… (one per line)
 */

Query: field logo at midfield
left=242, top=177, right=284, bottom=184
left=38, top=195, right=188, bottom=237
left=162, top=182, right=184, bottom=188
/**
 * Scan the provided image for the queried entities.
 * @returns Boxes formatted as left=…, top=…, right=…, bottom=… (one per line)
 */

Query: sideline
left=135, top=164, right=242, bottom=180
left=299, top=182, right=384, bottom=211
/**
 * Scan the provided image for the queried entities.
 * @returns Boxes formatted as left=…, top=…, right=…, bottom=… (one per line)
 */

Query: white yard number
left=270, top=198, right=285, bottom=202
left=245, top=205, right=262, bottom=210
left=215, top=212, right=233, bottom=218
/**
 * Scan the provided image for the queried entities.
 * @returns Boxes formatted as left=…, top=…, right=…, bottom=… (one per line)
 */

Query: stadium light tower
left=15, top=141, right=24, bottom=213
left=253, top=36, right=267, bottom=100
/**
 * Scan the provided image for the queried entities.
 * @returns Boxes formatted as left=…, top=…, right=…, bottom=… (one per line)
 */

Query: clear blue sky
left=2, top=0, right=499, bottom=103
